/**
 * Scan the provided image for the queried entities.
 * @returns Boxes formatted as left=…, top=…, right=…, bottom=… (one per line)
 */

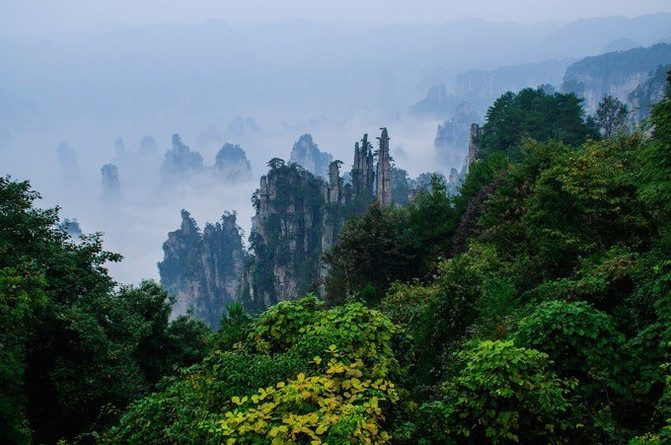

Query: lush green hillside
left=2, top=73, right=670, bottom=443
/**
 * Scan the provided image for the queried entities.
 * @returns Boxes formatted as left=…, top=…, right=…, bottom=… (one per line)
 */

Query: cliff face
left=410, top=83, right=456, bottom=118
left=455, top=59, right=568, bottom=114
left=57, top=143, right=82, bottom=184
left=561, top=43, right=671, bottom=114
left=139, top=135, right=158, bottom=155
left=434, top=102, right=479, bottom=151
left=246, top=129, right=395, bottom=310
left=245, top=161, right=341, bottom=310
left=434, top=102, right=481, bottom=170
left=351, top=134, right=375, bottom=213
left=100, top=163, right=121, bottom=200
left=160, top=134, right=204, bottom=182
left=376, top=128, right=392, bottom=207
left=412, top=59, right=568, bottom=119
left=628, top=64, right=670, bottom=123
left=225, top=116, right=263, bottom=140
left=159, top=129, right=393, bottom=316
left=468, top=123, right=482, bottom=167
left=289, top=134, right=333, bottom=179
left=213, top=143, right=252, bottom=182
left=158, top=210, right=247, bottom=327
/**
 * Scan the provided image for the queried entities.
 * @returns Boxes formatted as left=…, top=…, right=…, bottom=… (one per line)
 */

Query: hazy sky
left=3, top=0, right=671, bottom=38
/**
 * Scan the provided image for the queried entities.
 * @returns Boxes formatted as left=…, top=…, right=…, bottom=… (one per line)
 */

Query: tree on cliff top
left=477, top=87, right=599, bottom=161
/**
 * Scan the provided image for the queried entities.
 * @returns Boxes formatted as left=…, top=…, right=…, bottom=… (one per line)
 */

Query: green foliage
left=116, top=280, right=174, bottom=385
left=381, top=280, right=443, bottom=385
left=596, top=94, right=629, bottom=137
left=251, top=296, right=323, bottom=353
left=0, top=267, right=46, bottom=444
left=625, top=257, right=671, bottom=433
left=164, top=315, right=213, bottom=372
left=429, top=257, right=482, bottom=349
left=250, top=296, right=400, bottom=378
left=477, top=87, right=599, bottom=162
left=383, top=79, right=670, bottom=442
left=216, top=300, right=253, bottom=351
left=210, top=359, right=398, bottom=444
left=637, top=73, right=671, bottom=246
left=515, top=301, right=626, bottom=391
left=391, top=166, right=412, bottom=206
left=324, top=201, right=414, bottom=303
left=7, top=60, right=671, bottom=444
left=107, top=297, right=403, bottom=443
left=422, top=340, right=573, bottom=444
left=382, top=280, right=441, bottom=339
left=380, top=255, right=485, bottom=385
left=525, top=246, right=638, bottom=313
left=474, top=140, right=565, bottom=270
left=105, top=349, right=313, bottom=444
left=0, top=176, right=215, bottom=443
left=453, top=151, right=509, bottom=216
left=248, top=162, right=330, bottom=309
left=473, top=277, right=518, bottom=339
left=513, top=300, right=634, bottom=441
left=525, top=137, right=649, bottom=269
left=405, top=174, right=458, bottom=266
left=478, top=136, right=651, bottom=290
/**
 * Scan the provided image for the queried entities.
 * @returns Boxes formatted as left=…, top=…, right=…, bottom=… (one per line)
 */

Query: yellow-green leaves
left=215, top=360, right=397, bottom=444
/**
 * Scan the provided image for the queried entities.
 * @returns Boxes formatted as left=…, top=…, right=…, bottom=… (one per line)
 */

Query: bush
left=422, top=340, right=573, bottom=444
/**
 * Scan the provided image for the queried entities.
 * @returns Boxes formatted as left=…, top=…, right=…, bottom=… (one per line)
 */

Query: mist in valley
left=2, top=1, right=671, bottom=285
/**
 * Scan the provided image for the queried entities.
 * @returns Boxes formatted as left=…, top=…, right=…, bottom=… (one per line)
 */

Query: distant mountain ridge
left=2, top=13, right=670, bottom=131
left=561, top=43, right=671, bottom=113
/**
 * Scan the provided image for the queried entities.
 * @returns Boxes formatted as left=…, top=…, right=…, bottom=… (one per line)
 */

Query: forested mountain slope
left=2, top=74, right=670, bottom=443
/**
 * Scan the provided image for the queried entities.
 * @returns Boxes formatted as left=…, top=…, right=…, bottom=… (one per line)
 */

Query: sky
left=2, top=0, right=671, bottom=39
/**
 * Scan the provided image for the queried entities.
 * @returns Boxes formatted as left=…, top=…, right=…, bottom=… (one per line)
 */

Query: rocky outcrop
left=139, top=135, right=158, bottom=155
left=327, top=161, right=343, bottom=205
left=468, top=123, right=482, bottom=167
left=57, top=143, right=82, bottom=184
left=163, top=129, right=394, bottom=315
left=454, top=59, right=568, bottom=114
left=225, top=116, right=263, bottom=140
left=410, top=83, right=456, bottom=118
left=376, top=128, right=392, bottom=206
left=448, top=166, right=467, bottom=196
left=213, top=143, right=252, bottom=182
left=628, top=64, right=670, bottom=123
left=434, top=102, right=480, bottom=167
left=412, top=59, right=568, bottom=119
left=160, top=133, right=204, bottom=182
left=289, top=134, right=333, bottom=178
left=561, top=43, right=671, bottom=114
left=100, top=163, right=121, bottom=200
left=158, top=210, right=247, bottom=327
left=195, top=124, right=223, bottom=148
left=351, top=134, right=375, bottom=211
left=246, top=161, right=337, bottom=310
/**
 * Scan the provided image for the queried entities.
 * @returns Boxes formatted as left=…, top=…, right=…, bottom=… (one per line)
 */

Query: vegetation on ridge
left=1, top=74, right=670, bottom=443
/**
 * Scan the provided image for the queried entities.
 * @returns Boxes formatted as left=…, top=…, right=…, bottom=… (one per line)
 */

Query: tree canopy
left=476, top=87, right=600, bottom=161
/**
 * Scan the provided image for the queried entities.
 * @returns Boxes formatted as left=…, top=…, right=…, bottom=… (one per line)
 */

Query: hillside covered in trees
left=2, top=73, right=671, bottom=444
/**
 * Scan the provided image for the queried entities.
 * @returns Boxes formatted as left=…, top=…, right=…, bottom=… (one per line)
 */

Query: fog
left=3, top=1, right=670, bottom=38
left=2, top=4, right=671, bottom=284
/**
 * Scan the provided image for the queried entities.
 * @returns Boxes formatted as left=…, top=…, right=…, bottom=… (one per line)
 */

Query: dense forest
left=2, top=74, right=670, bottom=443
